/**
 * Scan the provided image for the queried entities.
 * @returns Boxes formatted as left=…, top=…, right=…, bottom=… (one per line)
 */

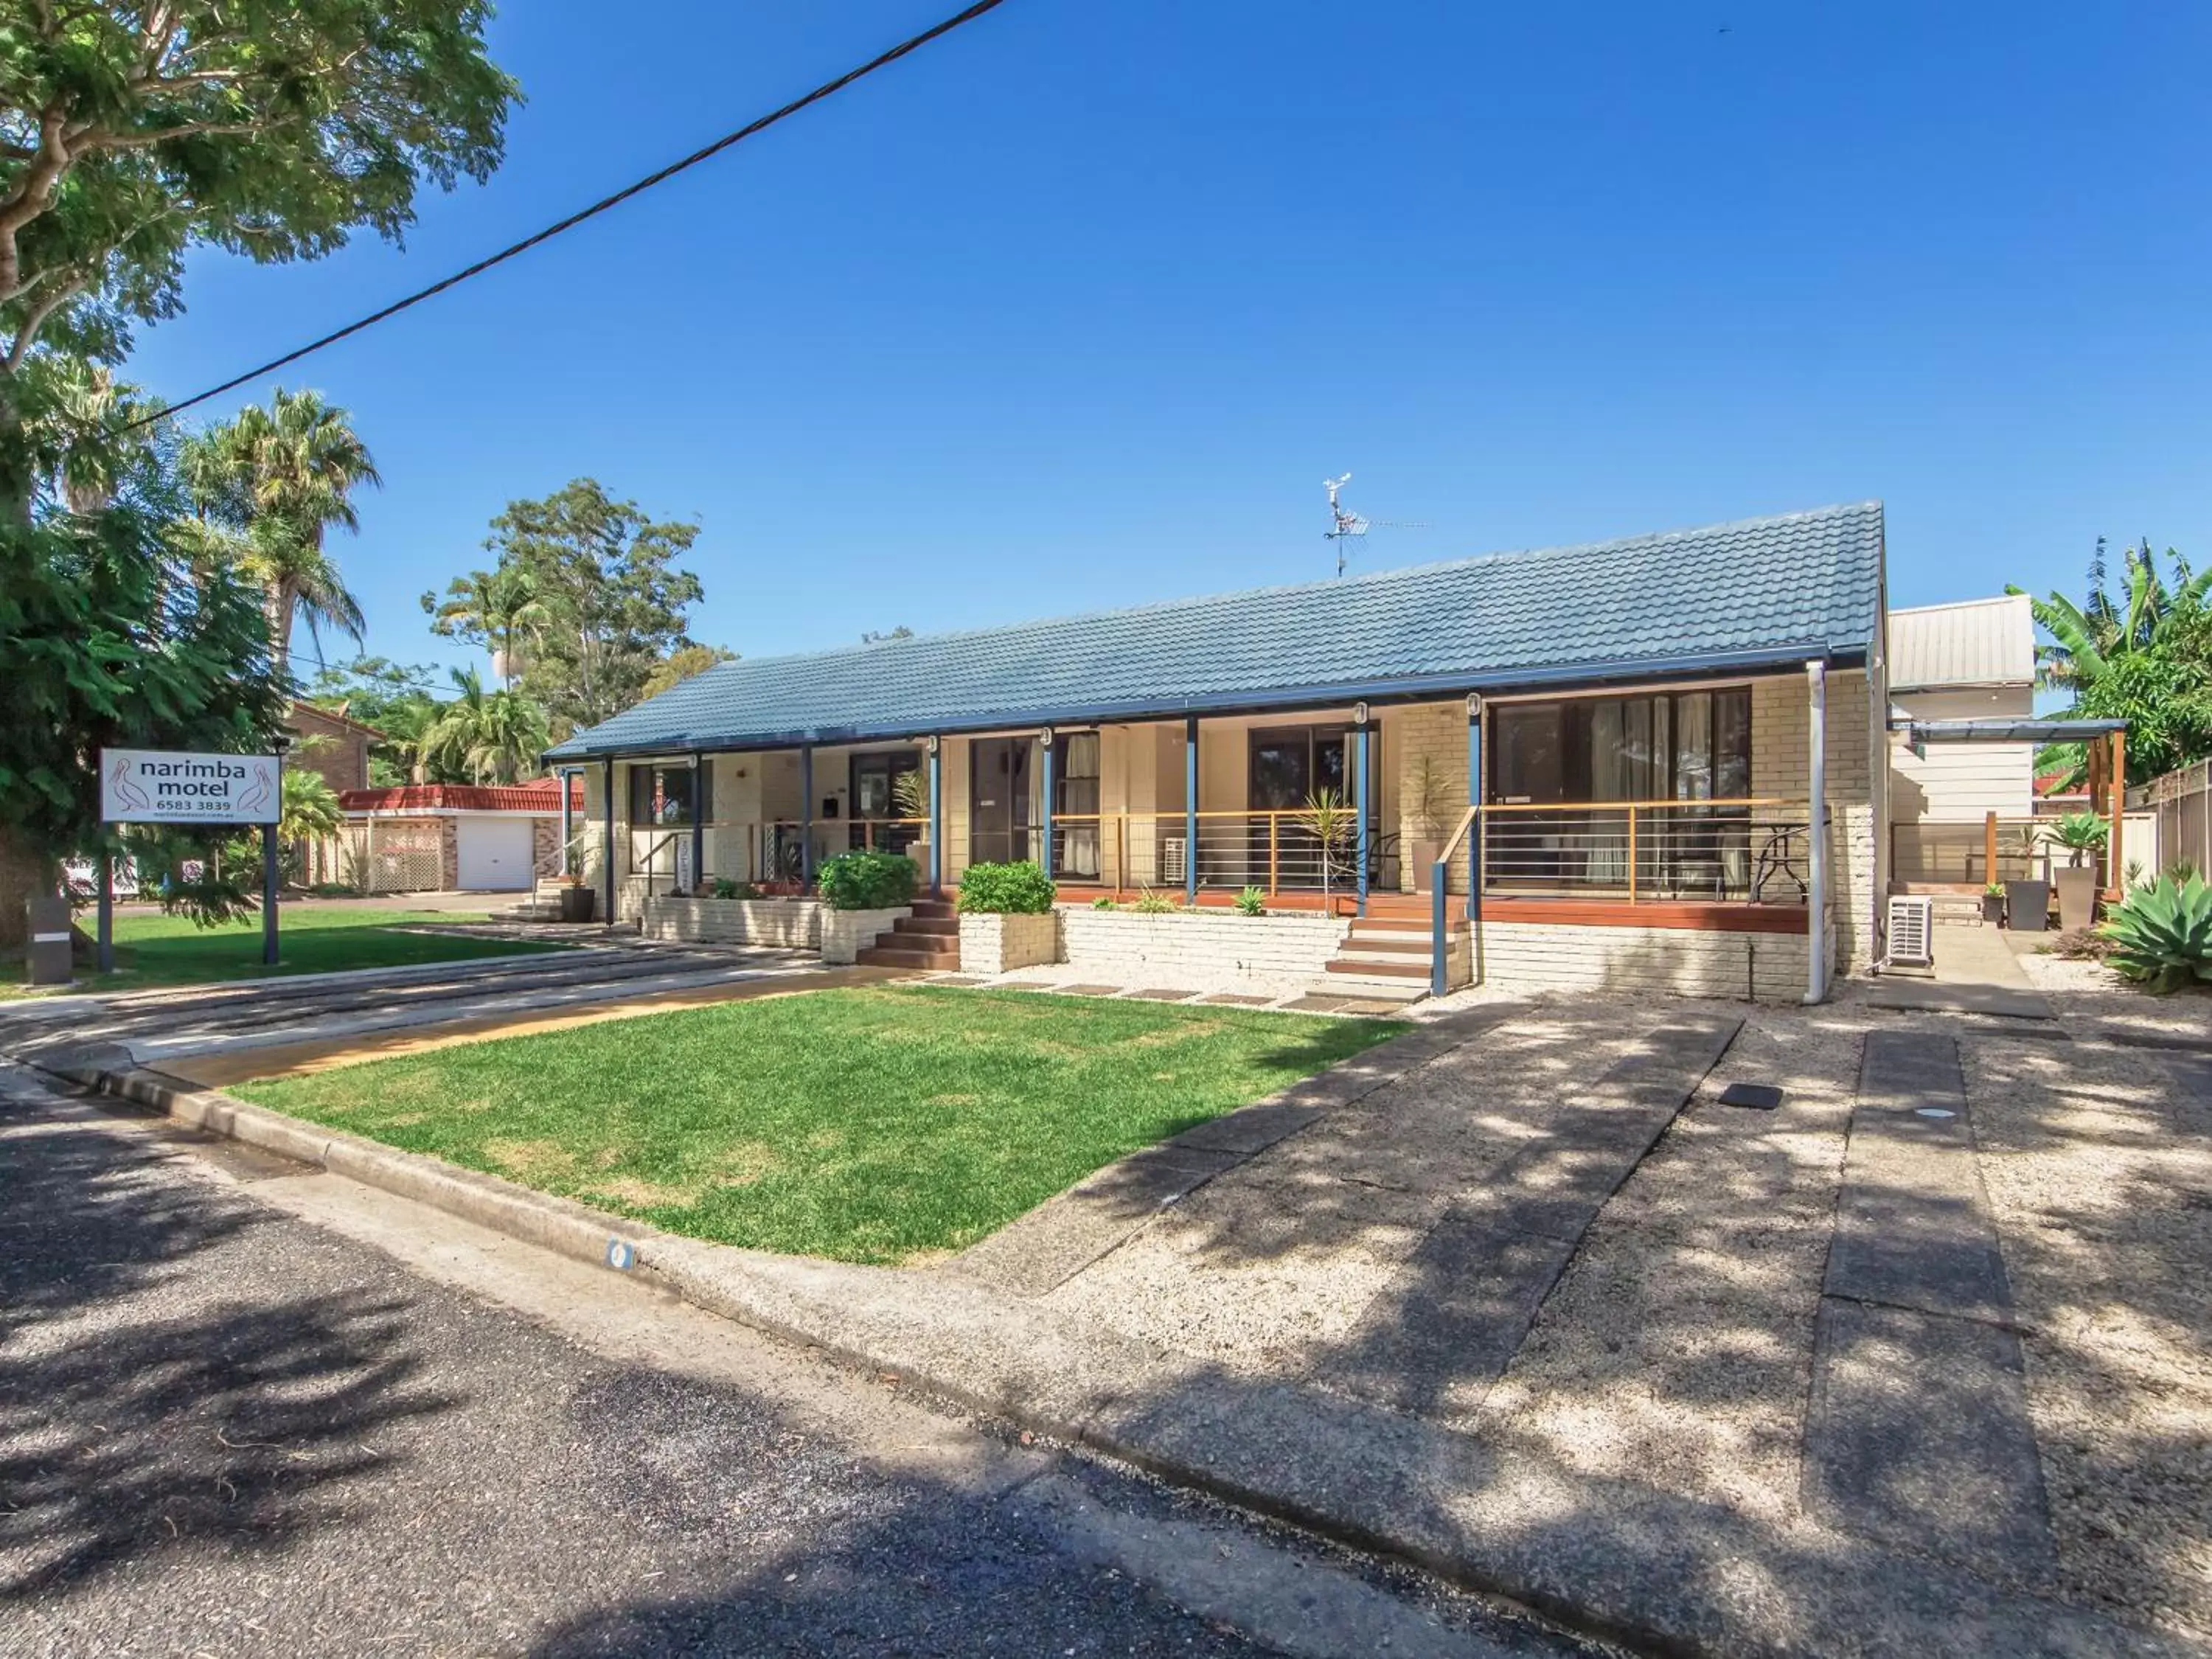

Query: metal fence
left=2135, top=763, right=2209, bottom=880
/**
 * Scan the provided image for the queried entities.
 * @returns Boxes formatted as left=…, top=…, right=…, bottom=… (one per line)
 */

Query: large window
left=627, top=762, right=709, bottom=827
left=1493, top=688, right=1750, bottom=805
left=1489, top=688, right=1758, bottom=898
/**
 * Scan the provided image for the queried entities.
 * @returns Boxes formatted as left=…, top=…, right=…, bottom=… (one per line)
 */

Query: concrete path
left=1858, top=920, right=2054, bottom=1020
left=0, top=1062, right=1596, bottom=1659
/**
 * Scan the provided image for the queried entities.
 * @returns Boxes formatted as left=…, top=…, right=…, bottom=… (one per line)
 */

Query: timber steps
left=1318, top=911, right=1462, bottom=1002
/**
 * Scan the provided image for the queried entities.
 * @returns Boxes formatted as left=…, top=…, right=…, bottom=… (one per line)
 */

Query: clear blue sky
left=124, top=0, right=2211, bottom=685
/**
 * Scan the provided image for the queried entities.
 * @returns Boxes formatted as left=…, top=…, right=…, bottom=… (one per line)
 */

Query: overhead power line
left=128, top=0, right=1014, bottom=431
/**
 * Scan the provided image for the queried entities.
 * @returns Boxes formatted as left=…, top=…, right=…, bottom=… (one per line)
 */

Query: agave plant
left=2051, top=810, right=2110, bottom=867
left=2098, top=874, right=2212, bottom=993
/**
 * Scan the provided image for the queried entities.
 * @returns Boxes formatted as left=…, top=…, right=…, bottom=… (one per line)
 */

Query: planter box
left=644, top=897, right=821, bottom=949
left=820, top=905, right=911, bottom=964
left=2004, top=879, right=2051, bottom=933
left=1409, top=838, right=1444, bottom=897
left=2054, top=866, right=2099, bottom=933
left=1059, top=908, right=1349, bottom=985
left=1980, top=894, right=2004, bottom=926
left=558, top=885, right=597, bottom=923
left=958, top=911, right=1060, bottom=975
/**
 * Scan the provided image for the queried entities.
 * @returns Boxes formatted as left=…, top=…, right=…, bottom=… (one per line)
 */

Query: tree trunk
left=0, top=821, right=58, bottom=953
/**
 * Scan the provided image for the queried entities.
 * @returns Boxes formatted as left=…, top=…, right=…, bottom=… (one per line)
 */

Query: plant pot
left=1981, top=894, right=2005, bottom=925
left=1410, top=837, right=1444, bottom=895
left=2004, top=878, right=2051, bottom=933
left=558, top=885, right=597, bottom=923
left=2054, top=865, right=2099, bottom=933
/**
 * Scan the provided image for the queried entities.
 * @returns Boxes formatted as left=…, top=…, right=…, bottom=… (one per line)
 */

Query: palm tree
left=420, top=667, right=551, bottom=785
left=184, top=388, right=381, bottom=672
left=425, top=564, right=551, bottom=688
left=28, top=359, right=165, bottom=514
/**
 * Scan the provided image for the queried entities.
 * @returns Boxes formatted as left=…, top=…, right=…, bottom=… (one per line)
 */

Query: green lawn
left=4, top=905, right=566, bottom=997
left=236, top=987, right=1406, bottom=1264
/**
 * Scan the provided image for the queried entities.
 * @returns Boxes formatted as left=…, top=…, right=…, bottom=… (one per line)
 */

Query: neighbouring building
left=1885, top=595, right=2037, bottom=888
left=329, top=776, right=583, bottom=894
left=546, top=503, right=1891, bottom=1003
left=285, top=701, right=383, bottom=795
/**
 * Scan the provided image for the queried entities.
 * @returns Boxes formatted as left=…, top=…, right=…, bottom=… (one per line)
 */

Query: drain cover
left=1718, top=1082, right=1783, bottom=1110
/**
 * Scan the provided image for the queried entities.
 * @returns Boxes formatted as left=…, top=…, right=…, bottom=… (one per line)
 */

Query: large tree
left=422, top=560, right=549, bottom=688
left=478, top=479, right=706, bottom=736
left=0, top=2, right=515, bottom=517
left=418, top=664, right=547, bottom=785
left=2012, top=539, right=2212, bottom=787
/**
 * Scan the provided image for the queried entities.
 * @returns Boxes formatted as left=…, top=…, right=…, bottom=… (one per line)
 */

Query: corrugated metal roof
left=1887, top=594, right=2034, bottom=690
left=548, top=502, right=1885, bottom=759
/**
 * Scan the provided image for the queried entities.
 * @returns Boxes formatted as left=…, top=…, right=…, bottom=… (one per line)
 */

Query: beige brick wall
left=1059, top=909, right=1349, bottom=984
left=641, top=897, right=821, bottom=947
left=959, top=911, right=1060, bottom=974
left=1478, top=921, right=1811, bottom=1002
left=1751, top=667, right=1876, bottom=975
left=1392, top=701, right=1470, bottom=892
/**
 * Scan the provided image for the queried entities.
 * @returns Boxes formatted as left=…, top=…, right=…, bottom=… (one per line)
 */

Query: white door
left=456, top=817, right=535, bottom=890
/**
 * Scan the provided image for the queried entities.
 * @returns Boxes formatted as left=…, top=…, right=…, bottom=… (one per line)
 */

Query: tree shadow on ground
left=0, top=1083, right=459, bottom=1600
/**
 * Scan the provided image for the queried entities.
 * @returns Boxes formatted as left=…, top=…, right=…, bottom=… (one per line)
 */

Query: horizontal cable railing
left=1048, top=811, right=1389, bottom=898
left=1479, top=798, right=1809, bottom=905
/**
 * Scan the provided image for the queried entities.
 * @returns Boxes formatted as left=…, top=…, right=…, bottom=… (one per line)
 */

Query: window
left=1492, top=688, right=1751, bottom=804
left=627, top=762, right=709, bottom=827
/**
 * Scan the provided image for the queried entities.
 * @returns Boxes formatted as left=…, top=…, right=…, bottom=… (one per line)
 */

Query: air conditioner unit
left=1886, top=895, right=1934, bottom=970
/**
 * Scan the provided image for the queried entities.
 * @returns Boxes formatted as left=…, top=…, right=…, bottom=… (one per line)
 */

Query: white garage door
left=456, top=817, right=535, bottom=891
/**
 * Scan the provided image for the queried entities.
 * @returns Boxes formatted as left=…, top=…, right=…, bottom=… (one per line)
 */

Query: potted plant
left=2051, top=811, right=2110, bottom=933
left=1981, top=880, right=2006, bottom=926
left=558, top=845, right=597, bottom=922
left=1297, top=787, right=1356, bottom=908
left=893, top=768, right=932, bottom=878
left=2004, top=823, right=2051, bottom=933
left=1406, top=755, right=1450, bottom=895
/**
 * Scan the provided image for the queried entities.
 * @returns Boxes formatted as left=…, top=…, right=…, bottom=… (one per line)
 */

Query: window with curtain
left=627, top=763, right=709, bottom=827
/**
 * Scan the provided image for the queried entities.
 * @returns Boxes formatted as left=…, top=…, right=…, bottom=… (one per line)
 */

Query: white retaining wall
left=1476, top=920, right=1811, bottom=1003
left=1058, top=909, right=1350, bottom=986
left=959, top=912, right=1060, bottom=975
left=821, top=906, right=910, bottom=964
left=644, top=897, right=822, bottom=949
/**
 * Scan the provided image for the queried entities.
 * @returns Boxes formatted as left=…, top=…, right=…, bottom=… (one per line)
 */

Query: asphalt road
left=0, top=1061, right=1605, bottom=1659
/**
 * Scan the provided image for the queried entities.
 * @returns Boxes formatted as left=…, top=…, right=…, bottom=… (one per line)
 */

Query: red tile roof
left=339, top=781, right=582, bottom=814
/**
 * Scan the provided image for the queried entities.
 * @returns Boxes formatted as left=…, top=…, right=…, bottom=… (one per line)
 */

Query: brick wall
left=1750, top=667, right=1876, bottom=974
left=1391, top=701, right=1470, bottom=892
left=437, top=818, right=458, bottom=890
left=1478, top=921, right=1811, bottom=1002
left=1058, top=909, right=1349, bottom=984
left=642, top=897, right=821, bottom=947
left=959, top=912, right=1060, bottom=974
left=285, top=704, right=373, bottom=794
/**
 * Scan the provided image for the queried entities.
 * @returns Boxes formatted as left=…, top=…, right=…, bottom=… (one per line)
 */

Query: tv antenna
left=1323, top=473, right=1430, bottom=576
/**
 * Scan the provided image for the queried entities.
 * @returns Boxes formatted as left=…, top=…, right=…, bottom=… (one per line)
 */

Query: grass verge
left=2, top=906, right=564, bottom=997
left=236, top=986, right=1406, bottom=1264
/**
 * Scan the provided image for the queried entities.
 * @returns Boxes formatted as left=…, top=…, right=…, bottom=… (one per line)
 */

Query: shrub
left=815, top=850, right=917, bottom=911
left=710, top=876, right=758, bottom=901
left=957, top=860, right=1056, bottom=914
left=1234, top=885, right=1267, bottom=917
left=2098, top=874, right=2212, bottom=993
left=1130, top=888, right=1177, bottom=914
left=2047, top=928, right=2113, bottom=961
left=1091, top=894, right=1116, bottom=910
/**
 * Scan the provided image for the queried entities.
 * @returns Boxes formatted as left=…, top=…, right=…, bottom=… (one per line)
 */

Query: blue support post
left=691, top=752, right=706, bottom=892
left=1354, top=720, right=1370, bottom=917
left=1040, top=734, right=1056, bottom=877
left=928, top=742, right=943, bottom=897
left=602, top=758, right=616, bottom=922
left=1430, top=871, right=1448, bottom=998
left=1467, top=706, right=1483, bottom=923
left=800, top=745, right=815, bottom=887
left=1184, top=715, right=1200, bottom=906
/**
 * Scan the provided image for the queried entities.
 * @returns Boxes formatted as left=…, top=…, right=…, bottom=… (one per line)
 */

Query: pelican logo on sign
left=100, top=748, right=282, bottom=824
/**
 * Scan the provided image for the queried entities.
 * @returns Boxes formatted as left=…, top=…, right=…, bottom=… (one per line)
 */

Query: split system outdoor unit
left=1885, top=895, right=1935, bottom=970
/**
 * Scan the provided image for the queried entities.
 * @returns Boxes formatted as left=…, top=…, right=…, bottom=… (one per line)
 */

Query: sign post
left=98, top=748, right=283, bottom=970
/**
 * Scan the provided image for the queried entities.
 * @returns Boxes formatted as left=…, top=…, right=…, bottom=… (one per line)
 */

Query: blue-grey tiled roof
left=548, top=502, right=1883, bottom=758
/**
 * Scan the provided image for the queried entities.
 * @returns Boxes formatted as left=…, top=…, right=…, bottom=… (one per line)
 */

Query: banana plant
left=2098, top=874, right=2212, bottom=993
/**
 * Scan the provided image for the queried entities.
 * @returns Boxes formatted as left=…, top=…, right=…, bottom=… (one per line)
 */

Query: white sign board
left=100, top=748, right=280, bottom=824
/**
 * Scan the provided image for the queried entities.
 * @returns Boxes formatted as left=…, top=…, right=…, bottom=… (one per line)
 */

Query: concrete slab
left=1826, top=1032, right=2014, bottom=1325
left=1282, top=995, right=1352, bottom=1012
left=1860, top=978, right=2054, bottom=1020
left=950, top=1145, right=1245, bottom=1297
left=1131, top=987, right=1200, bottom=1001
left=1057, top=982, right=1127, bottom=996
left=1805, top=1298, right=2055, bottom=1579
left=1200, top=993, right=1276, bottom=1007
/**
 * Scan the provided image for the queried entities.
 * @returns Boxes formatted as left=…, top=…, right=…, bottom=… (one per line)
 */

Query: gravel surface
left=1478, top=1004, right=1861, bottom=1524
left=0, top=1065, right=1601, bottom=1659
left=1043, top=1012, right=1652, bottom=1377
left=1965, top=1033, right=2212, bottom=1643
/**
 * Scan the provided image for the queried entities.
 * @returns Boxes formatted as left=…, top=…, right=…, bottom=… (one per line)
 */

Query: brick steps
left=857, top=897, right=961, bottom=969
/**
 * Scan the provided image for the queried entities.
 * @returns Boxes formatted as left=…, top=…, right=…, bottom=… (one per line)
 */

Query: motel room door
left=969, top=738, right=1036, bottom=866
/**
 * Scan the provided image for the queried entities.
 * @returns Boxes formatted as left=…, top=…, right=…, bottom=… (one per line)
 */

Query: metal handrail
left=639, top=830, right=682, bottom=905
